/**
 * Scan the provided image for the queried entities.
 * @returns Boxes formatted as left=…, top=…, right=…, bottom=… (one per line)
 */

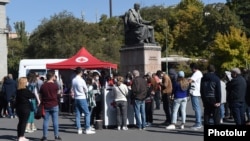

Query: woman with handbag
left=112, top=76, right=129, bottom=130
left=16, top=77, right=36, bottom=141
left=25, top=72, right=41, bottom=133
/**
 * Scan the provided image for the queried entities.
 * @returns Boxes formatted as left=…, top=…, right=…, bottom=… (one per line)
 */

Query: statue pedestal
left=120, top=44, right=161, bottom=76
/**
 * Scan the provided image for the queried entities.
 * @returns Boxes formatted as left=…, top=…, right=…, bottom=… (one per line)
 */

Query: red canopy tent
left=46, top=47, right=117, bottom=69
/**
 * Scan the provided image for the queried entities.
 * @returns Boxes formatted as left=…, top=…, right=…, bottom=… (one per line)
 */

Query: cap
left=178, top=71, right=185, bottom=78
left=231, top=68, right=241, bottom=74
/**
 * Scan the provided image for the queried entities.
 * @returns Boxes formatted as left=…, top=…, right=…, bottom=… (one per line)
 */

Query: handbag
left=35, top=104, right=45, bottom=120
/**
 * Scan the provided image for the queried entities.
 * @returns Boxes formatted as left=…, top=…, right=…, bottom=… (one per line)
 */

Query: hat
left=231, top=68, right=241, bottom=74
left=178, top=71, right=185, bottom=78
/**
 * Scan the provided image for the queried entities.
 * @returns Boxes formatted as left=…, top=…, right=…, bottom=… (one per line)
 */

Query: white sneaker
left=122, top=127, right=128, bottom=130
left=180, top=124, right=184, bottom=129
left=84, top=129, right=96, bottom=134
left=25, top=129, right=34, bottom=133
left=77, top=128, right=82, bottom=134
left=89, top=127, right=95, bottom=131
left=146, top=122, right=152, bottom=127
left=117, top=126, right=121, bottom=130
left=166, top=124, right=176, bottom=130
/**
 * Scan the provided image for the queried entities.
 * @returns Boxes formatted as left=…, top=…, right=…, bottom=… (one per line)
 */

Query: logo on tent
left=75, top=56, right=88, bottom=63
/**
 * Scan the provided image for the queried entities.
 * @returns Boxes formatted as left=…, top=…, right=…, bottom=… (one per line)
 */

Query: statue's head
left=134, top=3, right=140, bottom=10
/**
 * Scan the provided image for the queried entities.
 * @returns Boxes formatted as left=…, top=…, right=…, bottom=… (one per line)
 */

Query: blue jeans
left=171, top=97, right=187, bottom=124
left=219, top=103, right=225, bottom=119
left=190, top=95, right=202, bottom=126
left=134, top=100, right=146, bottom=129
left=43, top=105, right=59, bottom=138
left=75, top=99, right=91, bottom=130
left=6, top=100, right=13, bottom=117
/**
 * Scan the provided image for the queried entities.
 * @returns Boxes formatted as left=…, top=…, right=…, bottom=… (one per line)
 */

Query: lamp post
left=165, top=18, right=169, bottom=74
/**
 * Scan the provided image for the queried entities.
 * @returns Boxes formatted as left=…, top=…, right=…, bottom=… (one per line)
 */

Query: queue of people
left=1, top=63, right=250, bottom=141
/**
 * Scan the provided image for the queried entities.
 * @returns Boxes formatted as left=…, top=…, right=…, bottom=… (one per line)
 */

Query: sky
left=6, top=0, right=226, bottom=33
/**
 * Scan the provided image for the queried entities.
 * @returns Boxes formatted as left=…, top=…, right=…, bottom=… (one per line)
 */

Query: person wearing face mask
left=91, top=72, right=102, bottom=127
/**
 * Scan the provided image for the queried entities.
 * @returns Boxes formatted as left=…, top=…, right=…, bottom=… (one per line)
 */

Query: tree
left=211, top=26, right=250, bottom=73
left=171, top=0, right=206, bottom=57
left=226, top=0, right=250, bottom=37
left=7, top=21, right=29, bottom=78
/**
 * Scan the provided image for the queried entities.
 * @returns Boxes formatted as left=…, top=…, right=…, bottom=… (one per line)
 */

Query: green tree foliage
left=211, top=26, right=250, bottom=72
left=27, top=11, right=87, bottom=58
left=171, top=0, right=206, bottom=57
left=226, top=0, right=250, bottom=37
left=7, top=0, right=250, bottom=75
left=7, top=21, right=29, bottom=78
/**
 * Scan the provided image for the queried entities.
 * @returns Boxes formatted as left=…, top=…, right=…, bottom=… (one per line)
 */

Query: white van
left=18, top=59, right=66, bottom=79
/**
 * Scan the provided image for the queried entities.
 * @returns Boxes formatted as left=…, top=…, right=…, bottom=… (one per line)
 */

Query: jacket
left=161, top=74, right=172, bottom=95
left=131, top=76, right=147, bottom=100
left=200, top=72, right=221, bottom=105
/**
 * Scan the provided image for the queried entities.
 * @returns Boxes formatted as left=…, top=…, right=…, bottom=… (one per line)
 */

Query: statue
left=123, top=3, right=156, bottom=45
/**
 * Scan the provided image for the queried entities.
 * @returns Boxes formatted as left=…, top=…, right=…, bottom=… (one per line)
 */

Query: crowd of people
left=1, top=63, right=250, bottom=141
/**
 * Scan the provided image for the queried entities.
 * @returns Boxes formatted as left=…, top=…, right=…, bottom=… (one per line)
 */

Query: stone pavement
left=0, top=101, right=233, bottom=141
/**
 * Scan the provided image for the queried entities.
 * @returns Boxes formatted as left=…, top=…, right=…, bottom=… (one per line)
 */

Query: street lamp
left=165, top=24, right=168, bottom=74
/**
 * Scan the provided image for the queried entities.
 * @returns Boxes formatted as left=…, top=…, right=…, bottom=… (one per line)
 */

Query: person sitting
left=123, top=3, right=156, bottom=45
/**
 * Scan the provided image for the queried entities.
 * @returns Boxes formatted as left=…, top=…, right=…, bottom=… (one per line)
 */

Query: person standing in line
left=144, top=73, right=154, bottom=127
left=25, top=72, right=41, bottom=133
left=161, top=73, right=173, bottom=125
left=200, top=65, right=221, bottom=125
left=36, top=73, right=44, bottom=91
left=91, top=72, right=102, bottom=126
left=226, top=68, right=247, bottom=125
left=0, top=76, right=7, bottom=118
left=2, top=74, right=17, bottom=118
left=188, top=63, right=203, bottom=129
left=71, top=67, right=96, bottom=135
left=112, top=76, right=129, bottom=130
left=152, top=71, right=162, bottom=110
left=39, top=70, right=62, bottom=141
left=16, top=77, right=36, bottom=141
left=131, top=70, right=147, bottom=130
left=85, top=76, right=96, bottom=127
left=219, top=74, right=227, bottom=124
left=166, top=71, right=189, bottom=130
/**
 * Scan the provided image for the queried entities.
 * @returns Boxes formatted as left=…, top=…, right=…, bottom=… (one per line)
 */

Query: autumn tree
left=211, top=26, right=250, bottom=73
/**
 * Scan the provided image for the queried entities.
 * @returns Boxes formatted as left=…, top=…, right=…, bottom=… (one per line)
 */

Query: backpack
left=27, top=83, right=37, bottom=111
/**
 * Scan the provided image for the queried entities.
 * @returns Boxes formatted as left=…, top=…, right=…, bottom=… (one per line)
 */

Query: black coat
left=226, top=75, right=246, bottom=103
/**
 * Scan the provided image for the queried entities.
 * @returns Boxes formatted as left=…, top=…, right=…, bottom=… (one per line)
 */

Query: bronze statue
left=123, top=3, right=156, bottom=45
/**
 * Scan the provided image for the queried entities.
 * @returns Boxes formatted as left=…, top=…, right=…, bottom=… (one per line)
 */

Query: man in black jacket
left=226, top=68, right=246, bottom=125
left=131, top=70, right=147, bottom=130
left=200, top=64, right=221, bottom=125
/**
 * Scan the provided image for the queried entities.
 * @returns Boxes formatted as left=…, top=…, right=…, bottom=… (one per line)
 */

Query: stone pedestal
left=120, top=44, right=161, bottom=76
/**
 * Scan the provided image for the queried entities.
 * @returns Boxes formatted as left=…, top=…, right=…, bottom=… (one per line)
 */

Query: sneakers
left=25, top=129, right=34, bottom=133
left=89, top=126, right=95, bottom=131
left=18, top=137, right=29, bottom=141
left=190, top=124, right=202, bottom=130
left=166, top=124, right=176, bottom=130
left=146, top=122, right=152, bottom=127
left=139, top=127, right=146, bottom=130
left=180, top=124, right=184, bottom=129
left=122, top=127, right=128, bottom=130
left=77, top=128, right=83, bottom=134
left=117, top=126, right=121, bottom=130
left=55, top=136, right=62, bottom=141
left=31, top=124, right=37, bottom=131
left=84, top=129, right=96, bottom=134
